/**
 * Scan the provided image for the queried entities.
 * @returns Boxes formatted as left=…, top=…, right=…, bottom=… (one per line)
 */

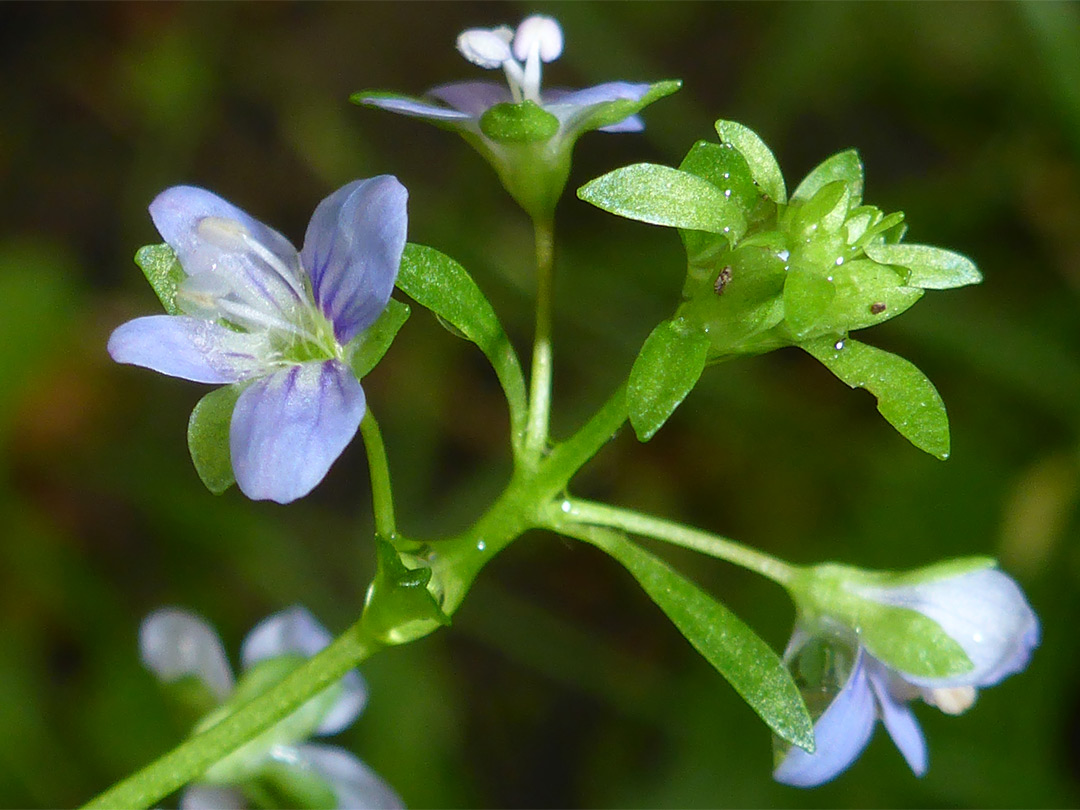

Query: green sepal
left=597, top=532, right=815, bottom=752
left=784, top=259, right=924, bottom=340
left=567, top=79, right=682, bottom=135
left=790, top=180, right=850, bottom=237
left=864, top=243, right=982, bottom=290
left=348, top=298, right=410, bottom=379
left=628, top=318, right=710, bottom=441
left=802, top=336, right=950, bottom=459
left=791, top=149, right=864, bottom=207
left=578, top=163, right=747, bottom=242
left=188, top=383, right=248, bottom=494
left=364, top=540, right=451, bottom=646
left=479, top=101, right=560, bottom=143
left=714, top=119, right=787, bottom=203
left=395, top=243, right=527, bottom=425
left=243, top=760, right=337, bottom=810
left=135, top=243, right=184, bottom=315
left=854, top=601, right=973, bottom=679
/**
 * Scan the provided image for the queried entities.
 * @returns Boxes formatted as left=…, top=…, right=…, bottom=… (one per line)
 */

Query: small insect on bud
left=714, top=266, right=733, bottom=295
left=870, top=301, right=887, bottom=314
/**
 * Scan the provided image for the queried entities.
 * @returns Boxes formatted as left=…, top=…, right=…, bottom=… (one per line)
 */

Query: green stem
left=82, top=619, right=382, bottom=810
left=359, top=411, right=396, bottom=541
left=524, top=217, right=556, bottom=462
left=557, top=498, right=797, bottom=587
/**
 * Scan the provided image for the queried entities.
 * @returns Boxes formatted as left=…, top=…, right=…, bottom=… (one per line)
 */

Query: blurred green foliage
left=1, top=2, right=1079, bottom=807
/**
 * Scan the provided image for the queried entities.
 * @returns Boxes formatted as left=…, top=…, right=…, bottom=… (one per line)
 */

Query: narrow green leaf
left=578, top=164, right=748, bottom=242
left=594, top=532, right=815, bottom=751
left=396, top=244, right=527, bottom=426
left=714, top=119, right=787, bottom=203
left=348, top=298, right=410, bottom=379
left=188, top=384, right=243, bottom=494
left=135, top=243, right=185, bottom=315
left=792, top=149, right=864, bottom=207
left=802, top=336, right=950, bottom=459
left=864, top=243, right=982, bottom=290
left=628, top=319, right=710, bottom=441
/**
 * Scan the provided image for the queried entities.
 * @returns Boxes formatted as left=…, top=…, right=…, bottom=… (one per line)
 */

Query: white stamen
left=237, top=232, right=306, bottom=303
left=921, top=685, right=977, bottom=716
left=512, top=15, right=563, bottom=63
left=456, top=27, right=513, bottom=69
left=197, top=217, right=250, bottom=251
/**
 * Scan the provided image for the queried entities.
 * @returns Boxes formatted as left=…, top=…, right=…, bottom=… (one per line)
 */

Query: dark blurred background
left=1, top=2, right=1079, bottom=807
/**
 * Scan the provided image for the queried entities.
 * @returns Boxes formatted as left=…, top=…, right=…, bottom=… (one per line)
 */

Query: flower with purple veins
left=774, top=565, right=1039, bottom=787
left=353, top=14, right=679, bottom=220
left=108, top=178, right=407, bottom=504
left=141, top=606, right=402, bottom=810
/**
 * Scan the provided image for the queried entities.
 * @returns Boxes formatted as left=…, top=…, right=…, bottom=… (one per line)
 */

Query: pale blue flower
left=141, top=606, right=403, bottom=810
left=108, top=178, right=407, bottom=504
left=353, top=15, right=678, bottom=220
left=774, top=568, right=1039, bottom=787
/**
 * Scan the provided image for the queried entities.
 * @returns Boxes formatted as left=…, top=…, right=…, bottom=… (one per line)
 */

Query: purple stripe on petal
left=361, top=94, right=474, bottom=122
left=867, top=659, right=927, bottom=776
left=230, top=360, right=366, bottom=503
left=287, top=744, right=405, bottom=810
left=300, top=177, right=408, bottom=344
left=108, top=315, right=266, bottom=383
left=429, top=81, right=512, bottom=116
left=774, top=648, right=878, bottom=788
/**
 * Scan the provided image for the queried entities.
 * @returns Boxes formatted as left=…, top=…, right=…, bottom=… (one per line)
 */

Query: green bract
left=578, top=120, right=982, bottom=455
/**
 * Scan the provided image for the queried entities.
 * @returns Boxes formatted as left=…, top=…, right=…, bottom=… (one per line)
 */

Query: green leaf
left=714, top=119, right=787, bottom=203
left=628, top=319, right=710, bottom=441
left=802, top=336, right=950, bottom=459
left=783, top=266, right=837, bottom=336
left=578, top=164, right=748, bottom=242
left=396, top=243, right=527, bottom=425
left=348, top=298, right=410, bottom=379
left=479, top=101, right=560, bottom=143
left=564, top=78, right=682, bottom=136
left=188, top=384, right=244, bottom=494
left=864, top=243, right=982, bottom=290
left=855, top=601, right=973, bottom=679
left=135, top=243, right=185, bottom=315
left=792, top=149, right=864, bottom=207
left=594, top=532, right=815, bottom=752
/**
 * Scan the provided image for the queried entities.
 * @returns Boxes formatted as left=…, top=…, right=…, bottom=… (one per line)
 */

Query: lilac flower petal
left=360, top=94, right=474, bottom=122
left=300, top=177, right=408, bottom=344
left=867, top=659, right=928, bottom=776
left=150, top=186, right=299, bottom=281
left=230, top=360, right=366, bottom=504
left=428, top=81, right=512, bottom=117
left=774, top=649, right=878, bottom=788
left=180, top=785, right=247, bottom=810
left=284, top=744, right=405, bottom=809
left=140, top=608, right=234, bottom=702
left=240, top=605, right=369, bottom=734
left=861, top=568, right=1040, bottom=688
left=597, top=114, right=645, bottom=134
left=108, top=315, right=267, bottom=384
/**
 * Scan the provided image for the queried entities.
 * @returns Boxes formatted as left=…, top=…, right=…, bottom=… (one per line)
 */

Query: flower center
left=456, top=15, right=563, bottom=104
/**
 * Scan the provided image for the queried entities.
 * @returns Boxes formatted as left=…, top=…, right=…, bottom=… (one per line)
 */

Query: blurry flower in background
left=108, top=178, right=408, bottom=504
left=141, top=606, right=402, bottom=809
left=354, top=14, right=678, bottom=221
left=775, top=566, right=1039, bottom=787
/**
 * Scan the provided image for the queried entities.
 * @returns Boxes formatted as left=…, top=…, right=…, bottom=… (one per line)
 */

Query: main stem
left=525, top=217, right=556, bottom=462
left=560, top=498, right=797, bottom=586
